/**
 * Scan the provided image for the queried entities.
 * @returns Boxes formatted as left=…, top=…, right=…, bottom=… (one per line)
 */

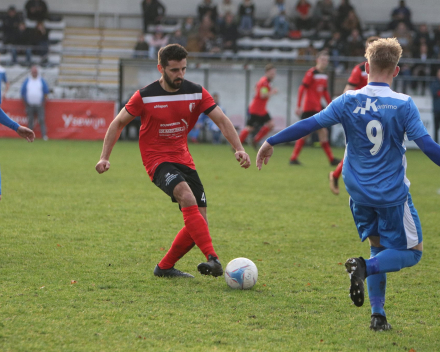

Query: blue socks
left=366, top=246, right=423, bottom=317
left=367, top=246, right=387, bottom=316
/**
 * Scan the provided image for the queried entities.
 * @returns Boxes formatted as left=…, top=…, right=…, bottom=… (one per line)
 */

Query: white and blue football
left=225, top=257, right=258, bottom=290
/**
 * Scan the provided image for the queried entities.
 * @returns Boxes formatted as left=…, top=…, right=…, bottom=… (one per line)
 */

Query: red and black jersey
left=297, top=67, right=331, bottom=112
left=125, top=79, right=216, bottom=180
left=249, top=76, right=271, bottom=116
left=347, top=62, right=368, bottom=90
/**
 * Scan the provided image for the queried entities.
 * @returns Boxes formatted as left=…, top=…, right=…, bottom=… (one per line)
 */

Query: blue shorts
left=349, top=193, right=422, bottom=250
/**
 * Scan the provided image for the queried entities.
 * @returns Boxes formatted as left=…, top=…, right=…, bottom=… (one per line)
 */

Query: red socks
left=239, top=128, right=250, bottom=143
left=333, top=159, right=344, bottom=179
left=290, top=138, right=305, bottom=161
left=320, top=141, right=334, bottom=162
left=158, top=226, right=195, bottom=269
left=182, top=205, right=218, bottom=260
left=253, top=125, right=271, bottom=143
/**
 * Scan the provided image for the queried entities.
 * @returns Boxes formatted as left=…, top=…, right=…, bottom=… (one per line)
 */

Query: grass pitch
left=1, top=139, right=440, bottom=352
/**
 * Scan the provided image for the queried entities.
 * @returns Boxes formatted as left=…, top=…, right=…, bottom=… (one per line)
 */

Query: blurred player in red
left=290, top=51, right=340, bottom=166
left=239, top=64, right=278, bottom=148
left=329, top=36, right=379, bottom=195
left=95, top=44, right=250, bottom=278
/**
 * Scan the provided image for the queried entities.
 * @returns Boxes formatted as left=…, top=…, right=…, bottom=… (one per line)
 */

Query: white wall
left=8, top=0, right=440, bottom=24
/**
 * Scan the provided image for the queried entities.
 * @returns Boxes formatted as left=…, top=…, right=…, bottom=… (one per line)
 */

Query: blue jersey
left=0, top=66, right=7, bottom=105
left=315, top=82, right=428, bottom=207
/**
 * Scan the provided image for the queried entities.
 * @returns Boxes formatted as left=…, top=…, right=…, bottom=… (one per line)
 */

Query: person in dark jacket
left=10, top=22, right=32, bottom=65
left=141, top=0, right=166, bottom=33
left=219, top=12, right=238, bottom=52
left=430, top=68, right=440, bottom=143
left=3, top=6, right=23, bottom=44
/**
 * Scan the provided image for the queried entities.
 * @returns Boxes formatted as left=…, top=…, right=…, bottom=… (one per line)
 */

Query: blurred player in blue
left=256, top=38, right=440, bottom=331
left=0, top=65, right=10, bottom=105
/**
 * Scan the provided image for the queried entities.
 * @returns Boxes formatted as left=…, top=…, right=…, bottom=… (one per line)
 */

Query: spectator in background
left=325, top=31, right=346, bottom=70
left=293, top=0, right=313, bottom=31
left=297, top=43, right=318, bottom=63
left=267, top=0, right=286, bottom=27
left=238, top=0, right=255, bottom=35
left=273, top=10, right=290, bottom=39
left=313, top=0, right=335, bottom=33
left=411, top=42, right=430, bottom=94
left=24, top=0, right=48, bottom=22
left=182, top=17, right=201, bottom=52
left=393, top=22, right=412, bottom=57
left=208, top=93, right=224, bottom=144
left=198, top=0, right=218, bottom=24
left=147, top=30, right=168, bottom=58
left=21, top=65, right=50, bottom=140
left=218, top=0, right=237, bottom=25
left=30, top=21, right=49, bottom=61
left=0, top=65, right=10, bottom=104
left=2, top=6, right=23, bottom=44
left=198, top=13, right=220, bottom=53
left=10, top=22, right=32, bottom=66
left=168, top=29, right=187, bottom=48
left=340, top=9, right=361, bottom=38
left=133, top=33, right=150, bottom=58
left=219, top=12, right=238, bottom=52
left=414, top=24, right=434, bottom=49
left=335, top=0, right=354, bottom=29
left=430, top=68, right=440, bottom=143
left=389, top=0, right=413, bottom=30
left=141, top=0, right=166, bottom=33
left=182, top=17, right=198, bottom=38
left=346, top=29, right=364, bottom=56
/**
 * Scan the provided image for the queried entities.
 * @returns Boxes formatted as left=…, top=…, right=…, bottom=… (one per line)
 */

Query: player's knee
left=176, top=190, right=197, bottom=207
left=412, top=249, right=422, bottom=264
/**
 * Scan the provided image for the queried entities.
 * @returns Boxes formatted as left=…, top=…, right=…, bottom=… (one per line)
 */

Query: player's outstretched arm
left=96, top=108, right=135, bottom=174
left=415, top=135, right=440, bottom=166
left=208, top=106, right=251, bottom=169
left=256, top=117, right=322, bottom=170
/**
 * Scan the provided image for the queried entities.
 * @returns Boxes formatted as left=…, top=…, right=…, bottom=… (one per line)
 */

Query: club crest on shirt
left=189, top=102, right=195, bottom=112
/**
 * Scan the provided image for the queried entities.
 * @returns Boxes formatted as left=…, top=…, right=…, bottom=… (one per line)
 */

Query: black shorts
left=152, top=162, right=207, bottom=208
left=300, top=111, right=320, bottom=120
left=246, top=113, right=271, bottom=128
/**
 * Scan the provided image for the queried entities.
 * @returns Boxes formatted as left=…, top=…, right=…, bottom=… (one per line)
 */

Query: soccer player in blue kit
left=256, top=38, right=440, bottom=331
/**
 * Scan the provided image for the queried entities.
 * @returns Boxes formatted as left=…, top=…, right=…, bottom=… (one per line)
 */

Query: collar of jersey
left=368, top=82, right=389, bottom=87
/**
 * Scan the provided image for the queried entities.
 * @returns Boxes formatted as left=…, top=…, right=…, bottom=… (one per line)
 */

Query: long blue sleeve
left=414, top=134, right=440, bottom=166
left=0, top=108, right=19, bottom=131
left=266, top=117, right=321, bottom=146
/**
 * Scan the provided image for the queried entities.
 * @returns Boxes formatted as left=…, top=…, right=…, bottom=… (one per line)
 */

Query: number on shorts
left=366, top=120, right=384, bottom=156
left=201, top=192, right=206, bottom=203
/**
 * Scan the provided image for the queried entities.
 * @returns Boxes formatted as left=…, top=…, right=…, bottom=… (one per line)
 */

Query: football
left=224, top=258, right=258, bottom=290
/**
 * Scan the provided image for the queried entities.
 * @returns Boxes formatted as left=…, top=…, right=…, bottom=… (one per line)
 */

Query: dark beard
left=163, top=72, right=183, bottom=89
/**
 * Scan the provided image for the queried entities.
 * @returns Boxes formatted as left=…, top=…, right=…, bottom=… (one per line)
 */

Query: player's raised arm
left=208, top=105, right=251, bottom=169
left=95, top=107, right=135, bottom=174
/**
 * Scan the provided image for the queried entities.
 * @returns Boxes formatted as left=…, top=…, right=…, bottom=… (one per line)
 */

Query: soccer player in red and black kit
left=290, top=51, right=340, bottom=165
left=95, top=44, right=251, bottom=278
left=239, top=64, right=278, bottom=148
left=329, top=36, right=379, bottom=195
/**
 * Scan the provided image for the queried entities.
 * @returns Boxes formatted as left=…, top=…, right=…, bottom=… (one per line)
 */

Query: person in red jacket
left=290, top=51, right=340, bottom=165
left=329, top=36, right=379, bottom=195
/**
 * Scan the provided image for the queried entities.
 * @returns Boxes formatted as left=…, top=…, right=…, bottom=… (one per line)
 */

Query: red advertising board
left=0, top=99, right=115, bottom=140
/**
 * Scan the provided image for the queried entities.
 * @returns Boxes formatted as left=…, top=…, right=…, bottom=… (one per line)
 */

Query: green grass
left=1, top=139, right=440, bottom=351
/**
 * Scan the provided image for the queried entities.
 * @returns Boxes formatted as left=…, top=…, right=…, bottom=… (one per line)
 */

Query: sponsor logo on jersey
left=181, top=119, right=188, bottom=129
left=154, top=104, right=168, bottom=109
left=354, top=98, right=397, bottom=114
left=160, top=122, right=180, bottom=127
left=189, top=103, right=195, bottom=112
left=353, top=98, right=378, bottom=114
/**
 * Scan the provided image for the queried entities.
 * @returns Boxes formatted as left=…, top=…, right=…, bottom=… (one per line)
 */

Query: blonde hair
left=365, top=38, right=402, bottom=73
